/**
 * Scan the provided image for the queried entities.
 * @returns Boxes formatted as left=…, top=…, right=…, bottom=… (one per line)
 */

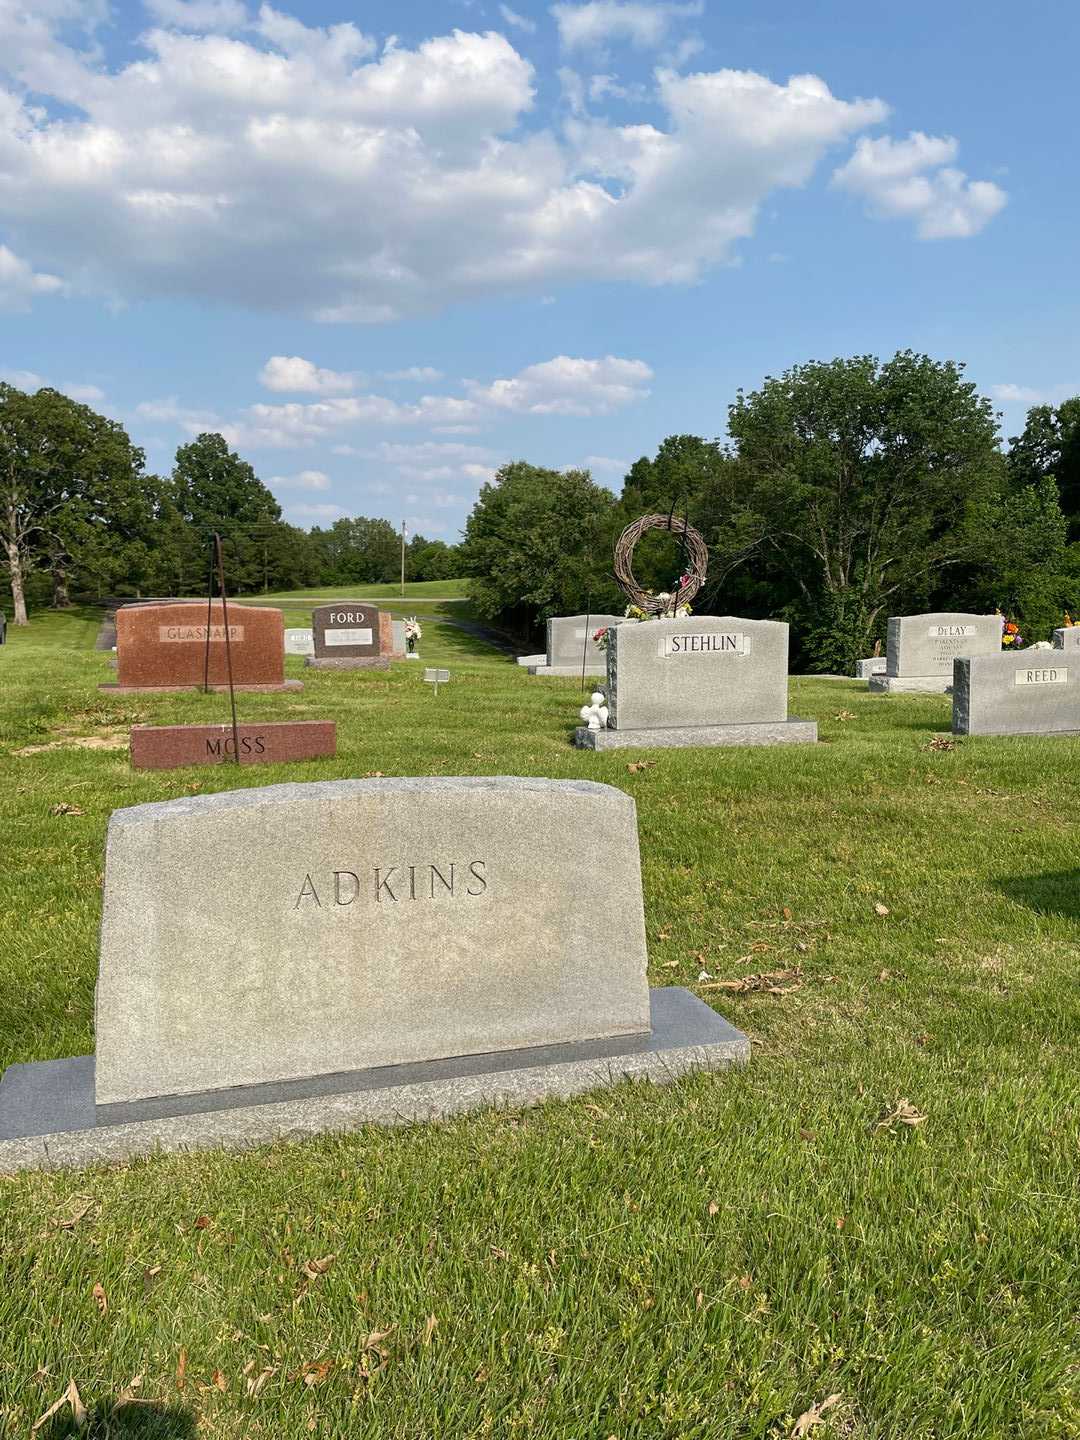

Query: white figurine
left=579, top=690, right=609, bottom=731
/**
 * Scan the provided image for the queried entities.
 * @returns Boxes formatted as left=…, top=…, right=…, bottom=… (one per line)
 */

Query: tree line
left=0, top=383, right=459, bottom=624
left=460, top=352, right=1080, bottom=671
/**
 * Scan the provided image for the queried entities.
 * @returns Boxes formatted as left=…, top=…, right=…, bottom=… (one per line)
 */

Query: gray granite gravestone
left=391, top=619, right=406, bottom=656
left=953, top=653, right=1080, bottom=735
left=576, top=615, right=816, bottom=750
left=308, top=602, right=390, bottom=670
left=284, top=627, right=314, bottom=656
left=1052, top=626, right=1080, bottom=650
left=869, top=612, right=1000, bottom=693
left=529, top=614, right=624, bottom=677
left=0, top=777, right=747, bottom=1171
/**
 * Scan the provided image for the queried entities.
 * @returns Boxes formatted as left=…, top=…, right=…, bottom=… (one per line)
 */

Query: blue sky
left=1, top=0, right=1076, bottom=540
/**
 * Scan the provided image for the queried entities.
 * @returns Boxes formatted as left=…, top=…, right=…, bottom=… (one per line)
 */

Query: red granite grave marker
left=130, top=721, right=336, bottom=770
left=104, top=601, right=300, bottom=692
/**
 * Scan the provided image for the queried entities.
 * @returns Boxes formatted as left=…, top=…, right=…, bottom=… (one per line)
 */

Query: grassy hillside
left=0, top=609, right=1077, bottom=1438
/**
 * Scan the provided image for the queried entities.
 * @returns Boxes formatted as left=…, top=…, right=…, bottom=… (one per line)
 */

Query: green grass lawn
left=258, top=577, right=470, bottom=601
left=1, top=608, right=1078, bottom=1438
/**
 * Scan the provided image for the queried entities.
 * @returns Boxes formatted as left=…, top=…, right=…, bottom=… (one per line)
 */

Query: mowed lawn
left=0, top=604, right=1078, bottom=1439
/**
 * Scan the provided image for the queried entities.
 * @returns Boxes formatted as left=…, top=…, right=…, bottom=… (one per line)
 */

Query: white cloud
left=382, top=366, right=444, bottom=382
left=0, top=245, right=66, bottom=310
left=143, top=0, right=249, bottom=31
left=63, top=382, right=106, bottom=403
left=259, top=355, right=357, bottom=393
left=269, top=468, right=331, bottom=489
left=467, top=354, right=651, bottom=415
left=992, top=382, right=1078, bottom=408
left=0, top=367, right=46, bottom=390
left=288, top=500, right=345, bottom=520
left=0, top=10, right=976, bottom=318
left=552, top=1, right=702, bottom=51
left=832, top=132, right=1006, bottom=239
left=499, top=4, right=537, bottom=33
left=583, top=453, right=629, bottom=472
left=588, top=73, right=647, bottom=103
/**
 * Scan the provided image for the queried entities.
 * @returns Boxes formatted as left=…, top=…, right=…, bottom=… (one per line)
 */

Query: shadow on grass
left=996, top=871, right=1080, bottom=919
left=39, top=1400, right=197, bottom=1438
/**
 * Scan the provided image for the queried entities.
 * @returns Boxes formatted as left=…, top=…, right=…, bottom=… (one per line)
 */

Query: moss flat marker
left=424, top=667, right=450, bottom=695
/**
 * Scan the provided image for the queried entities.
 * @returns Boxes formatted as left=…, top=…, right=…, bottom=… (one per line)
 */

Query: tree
left=620, top=436, right=732, bottom=598
left=459, top=462, right=621, bottom=637
left=170, top=433, right=284, bottom=591
left=407, top=535, right=459, bottom=582
left=1007, top=398, right=1080, bottom=537
left=717, top=352, right=1003, bottom=671
left=0, top=384, right=148, bottom=622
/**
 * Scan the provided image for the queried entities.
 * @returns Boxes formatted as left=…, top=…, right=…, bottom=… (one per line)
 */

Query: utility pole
left=400, top=520, right=406, bottom=597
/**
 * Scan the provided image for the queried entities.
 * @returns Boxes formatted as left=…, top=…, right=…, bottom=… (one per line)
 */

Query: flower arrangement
left=404, top=616, right=422, bottom=652
left=595, top=587, right=693, bottom=650
left=998, top=612, right=1023, bottom=648
left=1064, top=612, right=1075, bottom=628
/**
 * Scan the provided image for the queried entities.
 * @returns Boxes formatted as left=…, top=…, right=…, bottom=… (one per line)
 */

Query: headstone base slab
left=130, top=721, right=336, bottom=771
left=575, top=718, right=817, bottom=749
left=868, top=675, right=952, bottom=694
left=517, top=653, right=546, bottom=667
left=99, top=680, right=303, bottom=694
left=405, top=653, right=421, bottom=660
left=0, top=988, right=747, bottom=1174
left=304, top=656, right=390, bottom=670
left=530, top=663, right=607, bottom=677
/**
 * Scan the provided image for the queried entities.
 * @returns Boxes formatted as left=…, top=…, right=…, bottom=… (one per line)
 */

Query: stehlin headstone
left=529, top=614, right=624, bottom=677
left=869, top=612, right=1000, bottom=693
left=953, top=653, right=1080, bottom=736
left=0, top=777, right=747, bottom=1171
left=308, top=602, right=392, bottom=670
left=576, top=615, right=816, bottom=750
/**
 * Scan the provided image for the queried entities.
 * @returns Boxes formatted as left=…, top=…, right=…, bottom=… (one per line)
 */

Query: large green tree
left=716, top=352, right=1003, bottom=671
left=170, top=433, right=284, bottom=592
left=1007, top=397, right=1080, bottom=537
left=459, top=462, right=621, bottom=636
left=0, top=384, right=149, bottom=622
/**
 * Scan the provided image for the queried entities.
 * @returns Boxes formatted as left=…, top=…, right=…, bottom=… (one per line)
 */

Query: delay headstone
left=103, top=601, right=298, bottom=692
left=308, top=602, right=391, bottom=670
left=529, top=614, right=624, bottom=677
left=953, top=653, right=1080, bottom=735
left=0, top=777, right=747, bottom=1170
left=576, top=616, right=816, bottom=749
left=869, top=612, right=1001, bottom=693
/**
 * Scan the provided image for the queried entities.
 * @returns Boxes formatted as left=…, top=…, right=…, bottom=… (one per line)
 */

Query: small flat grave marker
left=424, top=667, right=450, bottom=694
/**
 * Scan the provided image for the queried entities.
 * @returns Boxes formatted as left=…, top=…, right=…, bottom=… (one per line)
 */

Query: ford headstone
left=307, top=602, right=392, bottom=670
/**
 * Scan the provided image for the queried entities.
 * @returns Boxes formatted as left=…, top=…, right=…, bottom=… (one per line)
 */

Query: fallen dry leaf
left=211, top=1369, right=228, bottom=1392
left=626, top=760, right=656, bottom=774
left=32, top=1379, right=86, bottom=1433
left=176, top=1346, right=188, bottom=1391
left=301, top=1254, right=336, bottom=1279
left=700, top=967, right=804, bottom=996
left=707, top=1201, right=719, bottom=1216
left=247, top=1365, right=277, bottom=1397
left=873, top=902, right=890, bottom=916
left=292, top=1360, right=332, bottom=1387
left=113, top=1375, right=145, bottom=1411
left=92, top=1282, right=107, bottom=1314
left=832, top=709, right=856, bottom=722
left=56, top=1196, right=95, bottom=1230
left=874, top=1099, right=928, bottom=1133
left=423, top=1314, right=438, bottom=1346
left=792, top=1392, right=842, bottom=1436
left=49, top=802, right=85, bottom=817
left=193, top=1214, right=211, bottom=1230
left=925, top=734, right=958, bottom=751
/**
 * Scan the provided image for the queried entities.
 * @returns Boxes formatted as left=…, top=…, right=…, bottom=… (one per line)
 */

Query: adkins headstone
left=529, top=614, right=624, bottom=677
left=869, top=612, right=1000, bottom=693
left=104, top=601, right=298, bottom=692
left=953, top=653, right=1080, bottom=736
left=308, top=602, right=392, bottom=669
left=576, top=615, right=816, bottom=749
left=0, top=777, right=747, bottom=1170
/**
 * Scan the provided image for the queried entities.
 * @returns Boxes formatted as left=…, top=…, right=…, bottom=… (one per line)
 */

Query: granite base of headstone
left=953, top=653, right=1080, bottom=736
left=130, top=721, right=336, bottom=770
left=0, top=777, right=747, bottom=1172
left=575, top=616, right=816, bottom=751
left=305, top=656, right=390, bottom=671
left=517, top=653, right=546, bottom=667
left=869, top=612, right=1000, bottom=694
left=855, top=657, right=886, bottom=679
